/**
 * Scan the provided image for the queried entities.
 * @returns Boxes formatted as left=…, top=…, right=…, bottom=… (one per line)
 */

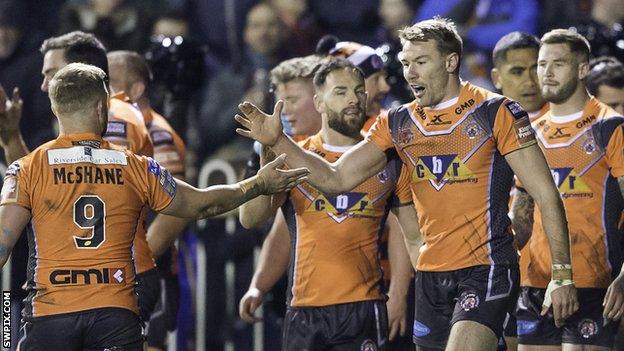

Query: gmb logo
left=413, top=155, right=476, bottom=185
left=551, top=168, right=592, bottom=198
left=305, top=192, right=377, bottom=217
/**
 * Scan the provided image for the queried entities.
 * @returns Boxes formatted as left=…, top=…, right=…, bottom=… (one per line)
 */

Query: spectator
left=188, top=0, right=259, bottom=66
left=192, top=2, right=290, bottom=156
left=376, top=0, right=420, bottom=105
left=0, top=1, right=53, bottom=150
left=570, top=0, right=624, bottom=61
left=308, top=0, right=380, bottom=46
left=270, top=0, right=324, bottom=57
left=415, top=0, right=539, bottom=89
left=587, top=56, right=624, bottom=114
left=58, top=0, right=156, bottom=52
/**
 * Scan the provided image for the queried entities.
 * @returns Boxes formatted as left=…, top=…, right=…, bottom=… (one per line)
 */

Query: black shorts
left=283, top=300, right=388, bottom=351
left=136, top=268, right=162, bottom=323
left=16, top=307, right=143, bottom=351
left=413, top=265, right=520, bottom=349
left=146, top=274, right=179, bottom=349
left=517, top=287, right=616, bottom=347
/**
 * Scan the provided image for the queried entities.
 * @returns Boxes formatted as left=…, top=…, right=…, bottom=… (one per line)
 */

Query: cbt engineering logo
left=305, top=192, right=377, bottom=223
left=551, top=168, right=592, bottom=198
left=413, top=154, right=476, bottom=189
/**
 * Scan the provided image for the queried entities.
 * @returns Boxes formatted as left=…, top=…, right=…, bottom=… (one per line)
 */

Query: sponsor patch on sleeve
left=150, top=130, right=173, bottom=146
left=158, top=168, right=177, bottom=197
left=505, top=101, right=529, bottom=120
left=2, top=161, right=22, bottom=203
left=147, top=157, right=161, bottom=176
left=5, top=161, right=20, bottom=177
left=104, top=121, right=127, bottom=138
left=513, top=116, right=537, bottom=147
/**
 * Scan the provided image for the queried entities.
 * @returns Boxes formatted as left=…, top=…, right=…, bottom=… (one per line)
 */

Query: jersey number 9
left=73, top=195, right=106, bottom=249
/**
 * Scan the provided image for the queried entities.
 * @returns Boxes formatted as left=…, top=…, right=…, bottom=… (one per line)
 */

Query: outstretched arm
left=235, top=101, right=388, bottom=195
left=239, top=209, right=291, bottom=323
left=239, top=145, right=287, bottom=229
left=505, top=144, right=578, bottom=327
left=0, top=204, right=30, bottom=268
left=161, top=155, right=308, bottom=219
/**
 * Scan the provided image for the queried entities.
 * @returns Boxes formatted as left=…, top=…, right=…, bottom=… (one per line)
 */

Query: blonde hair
left=270, top=55, right=323, bottom=88
left=541, top=29, right=591, bottom=62
left=49, top=63, right=108, bottom=116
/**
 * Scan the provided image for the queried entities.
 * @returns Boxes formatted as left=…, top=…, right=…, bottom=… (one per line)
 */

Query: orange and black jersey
left=105, top=93, right=157, bottom=275
left=142, top=107, right=186, bottom=276
left=0, top=133, right=176, bottom=318
left=521, top=98, right=624, bottom=288
left=368, top=82, right=537, bottom=272
left=106, top=93, right=153, bottom=158
left=283, top=134, right=412, bottom=307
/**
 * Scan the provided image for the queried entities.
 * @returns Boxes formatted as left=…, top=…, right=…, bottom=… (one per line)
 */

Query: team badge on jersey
left=463, top=120, right=484, bottom=139
left=413, top=155, right=476, bottom=189
left=551, top=168, right=592, bottom=198
left=396, top=127, right=414, bottom=145
left=305, top=192, right=377, bottom=221
left=582, top=137, right=597, bottom=154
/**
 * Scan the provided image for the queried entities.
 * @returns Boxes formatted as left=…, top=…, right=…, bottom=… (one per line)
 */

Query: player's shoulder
left=109, top=98, right=146, bottom=128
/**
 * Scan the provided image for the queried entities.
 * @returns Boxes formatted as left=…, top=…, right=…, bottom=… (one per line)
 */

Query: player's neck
left=320, top=121, right=361, bottom=147
left=549, top=85, right=590, bottom=117
left=58, top=123, right=101, bottom=137
left=438, top=75, right=462, bottom=106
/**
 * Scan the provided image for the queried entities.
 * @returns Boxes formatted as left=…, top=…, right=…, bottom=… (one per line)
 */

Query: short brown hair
left=270, top=55, right=322, bottom=88
left=107, top=50, right=152, bottom=85
left=49, top=63, right=108, bottom=115
left=40, top=31, right=109, bottom=75
left=399, top=17, right=463, bottom=62
left=313, top=58, right=364, bottom=89
left=540, top=29, right=591, bottom=62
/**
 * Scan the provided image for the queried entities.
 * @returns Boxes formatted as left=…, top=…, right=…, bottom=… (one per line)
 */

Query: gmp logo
left=49, top=268, right=125, bottom=285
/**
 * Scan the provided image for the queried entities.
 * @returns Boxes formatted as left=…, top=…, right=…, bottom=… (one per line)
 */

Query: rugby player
left=235, top=18, right=578, bottom=351
left=239, top=58, right=418, bottom=350
left=512, top=29, right=624, bottom=350
left=107, top=50, right=186, bottom=351
left=587, top=57, right=624, bottom=115
left=0, top=63, right=309, bottom=350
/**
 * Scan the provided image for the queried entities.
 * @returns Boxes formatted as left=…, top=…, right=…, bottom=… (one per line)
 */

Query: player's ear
left=446, top=52, right=459, bottom=74
left=578, top=59, right=589, bottom=80
left=129, top=81, right=146, bottom=101
left=491, top=68, right=502, bottom=90
left=313, top=93, right=323, bottom=114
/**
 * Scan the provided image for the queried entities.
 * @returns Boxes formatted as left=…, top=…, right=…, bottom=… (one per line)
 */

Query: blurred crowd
left=1, top=0, right=623, bottom=172
left=1, top=0, right=624, bottom=350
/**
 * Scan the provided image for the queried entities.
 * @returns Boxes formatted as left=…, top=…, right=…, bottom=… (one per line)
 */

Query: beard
left=542, top=77, right=578, bottom=104
left=327, top=107, right=366, bottom=138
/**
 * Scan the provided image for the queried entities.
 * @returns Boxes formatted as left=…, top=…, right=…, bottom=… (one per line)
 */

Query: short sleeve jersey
left=0, top=133, right=176, bottom=318
left=521, top=98, right=624, bottom=288
left=367, top=82, right=537, bottom=272
left=283, top=134, right=412, bottom=307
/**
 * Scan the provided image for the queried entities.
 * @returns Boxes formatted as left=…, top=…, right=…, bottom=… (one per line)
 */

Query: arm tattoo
left=511, top=189, right=535, bottom=249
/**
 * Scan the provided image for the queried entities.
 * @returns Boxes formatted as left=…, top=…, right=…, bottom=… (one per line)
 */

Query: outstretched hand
left=256, top=154, right=309, bottom=195
left=235, top=100, right=284, bottom=147
left=0, top=85, right=23, bottom=146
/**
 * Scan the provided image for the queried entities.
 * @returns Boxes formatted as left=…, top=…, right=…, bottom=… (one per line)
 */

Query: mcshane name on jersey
left=53, top=166, right=124, bottom=185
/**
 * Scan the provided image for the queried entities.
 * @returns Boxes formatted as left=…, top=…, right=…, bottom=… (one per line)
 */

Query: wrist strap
left=542, top=278, right=575, bottom=309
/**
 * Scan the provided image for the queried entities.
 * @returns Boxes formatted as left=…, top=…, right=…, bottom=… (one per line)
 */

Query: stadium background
left=0, top=0, right=622, bottom=350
